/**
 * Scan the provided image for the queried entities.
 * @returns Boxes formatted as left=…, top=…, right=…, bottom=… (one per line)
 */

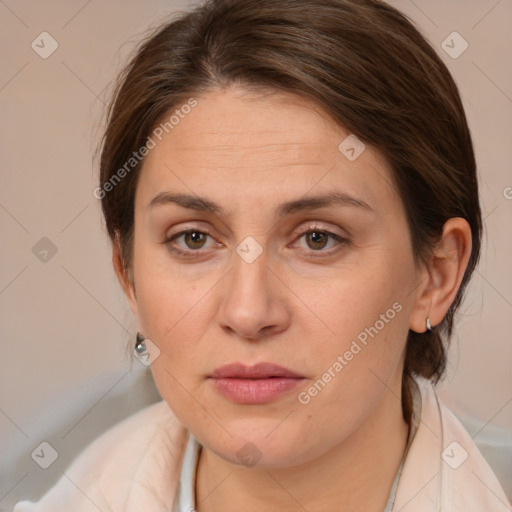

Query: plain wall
left=1, top=0, right=511, bottom=508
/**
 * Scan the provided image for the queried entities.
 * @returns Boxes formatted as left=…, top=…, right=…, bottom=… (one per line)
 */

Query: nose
left=217, top=244, right=290, bottom=341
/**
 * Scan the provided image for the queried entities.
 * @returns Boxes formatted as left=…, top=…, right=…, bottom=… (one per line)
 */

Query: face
left=124, top=85, right=423, bottom=468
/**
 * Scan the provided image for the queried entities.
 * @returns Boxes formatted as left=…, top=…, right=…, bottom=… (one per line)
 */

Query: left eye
left=294, top=228, right=346, bottom=253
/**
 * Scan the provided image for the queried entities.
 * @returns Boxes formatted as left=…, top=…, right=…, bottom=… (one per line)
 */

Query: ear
left=409, top=217, right=473, bottom=333
left=112, top=234, right=139, bottom=318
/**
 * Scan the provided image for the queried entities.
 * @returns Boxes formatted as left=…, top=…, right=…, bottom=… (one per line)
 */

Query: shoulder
left=13, top=400, right=189, bottom=512
left=395, top=377, right=511, bottom=511
left=432, top=385, right=511, bottom=511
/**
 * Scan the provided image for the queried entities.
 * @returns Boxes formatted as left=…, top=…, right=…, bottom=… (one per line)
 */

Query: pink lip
left=211, top=362, right=303, bottom=379
left=209, top=363, right=304, bottom=405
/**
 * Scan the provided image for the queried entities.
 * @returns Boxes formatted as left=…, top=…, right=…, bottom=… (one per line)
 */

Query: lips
left=209, top=362, right=304, bottom=405
left=210, top=362, right=303, bottom=379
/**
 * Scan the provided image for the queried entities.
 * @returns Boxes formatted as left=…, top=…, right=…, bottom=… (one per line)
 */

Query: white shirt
left=14, top=377, right=511, bottom=511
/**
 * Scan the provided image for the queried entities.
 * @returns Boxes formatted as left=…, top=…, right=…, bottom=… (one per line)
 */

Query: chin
left=202, top=427, right=310, bottom=468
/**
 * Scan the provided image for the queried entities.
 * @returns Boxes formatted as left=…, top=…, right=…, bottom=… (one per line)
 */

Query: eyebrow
left=147, top=191, right=373, bottom=218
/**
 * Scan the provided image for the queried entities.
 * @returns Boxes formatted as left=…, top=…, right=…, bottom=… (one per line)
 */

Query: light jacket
left=14, top=377, right=512, bottom=511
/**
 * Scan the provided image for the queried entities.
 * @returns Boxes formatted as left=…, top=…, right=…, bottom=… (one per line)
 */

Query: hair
left=98, top=0, right=482, bottom=424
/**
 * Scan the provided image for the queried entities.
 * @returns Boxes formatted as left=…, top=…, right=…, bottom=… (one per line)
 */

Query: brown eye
left=182, top=231, right=208, bottom=250
left=163, top=228, right=216, bottom=257
left=293, top=226, right=350, bottom=258
left=305, top=231, right=330, bottom=250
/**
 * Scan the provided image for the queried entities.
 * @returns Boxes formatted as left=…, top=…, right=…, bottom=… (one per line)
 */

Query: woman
left=14, top=0, right=511, bottom=510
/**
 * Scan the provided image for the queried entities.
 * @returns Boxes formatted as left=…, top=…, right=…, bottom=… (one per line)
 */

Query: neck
left=195, top=384, right=409, bottom=512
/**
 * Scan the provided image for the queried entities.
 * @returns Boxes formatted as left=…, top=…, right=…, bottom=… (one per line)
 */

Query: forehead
left=138, top=86, right=397, bottom=215
left=152, top=87, right=346, bottom=161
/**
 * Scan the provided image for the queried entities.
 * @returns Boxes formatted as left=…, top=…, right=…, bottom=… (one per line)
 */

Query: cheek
left=292, top=277, right=411, bottom=446
left=309, top=290, right=406, bottom=392
left=300, top=250, right=413, bottom=398
left=318, top=254, right=412, bottom=345
left=132, top=236, right=211, bottom=342
left=131, top=249, right=217, bottom=404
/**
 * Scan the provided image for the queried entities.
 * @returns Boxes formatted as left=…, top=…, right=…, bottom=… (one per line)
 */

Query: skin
left=114, top=84, right=472, bottom=512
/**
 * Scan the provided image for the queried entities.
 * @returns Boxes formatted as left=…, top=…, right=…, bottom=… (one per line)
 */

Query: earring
left=135, top=332, right=146, bottom=353
left=426, top=318, right=433, bottom=331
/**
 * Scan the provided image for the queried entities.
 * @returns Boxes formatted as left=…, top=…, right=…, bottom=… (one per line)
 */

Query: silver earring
left=135, top=332, right=146, bottom=352
left=426, top=318, right=433, bottom=331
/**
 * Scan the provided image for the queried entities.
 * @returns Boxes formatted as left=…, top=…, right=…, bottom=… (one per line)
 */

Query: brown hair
left=98, top=0, right=482, bottom=424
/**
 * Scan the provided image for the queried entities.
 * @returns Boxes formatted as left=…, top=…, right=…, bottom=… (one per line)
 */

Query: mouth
left=211, top=362, right=303, bottom=379
left=209, top=362, right=305, bottom=405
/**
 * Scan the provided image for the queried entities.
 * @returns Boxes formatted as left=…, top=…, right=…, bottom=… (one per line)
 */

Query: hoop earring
left=135, top=332, right=146, bottom=352
left=426, top=318, right=433, bottom=331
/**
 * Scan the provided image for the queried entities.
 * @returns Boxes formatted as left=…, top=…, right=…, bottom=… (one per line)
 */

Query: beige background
left=1, top=0, right=511, bottom=508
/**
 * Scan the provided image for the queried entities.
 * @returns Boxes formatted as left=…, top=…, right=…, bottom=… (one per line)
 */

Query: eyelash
left=161, top=225, right=350, bottom=259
